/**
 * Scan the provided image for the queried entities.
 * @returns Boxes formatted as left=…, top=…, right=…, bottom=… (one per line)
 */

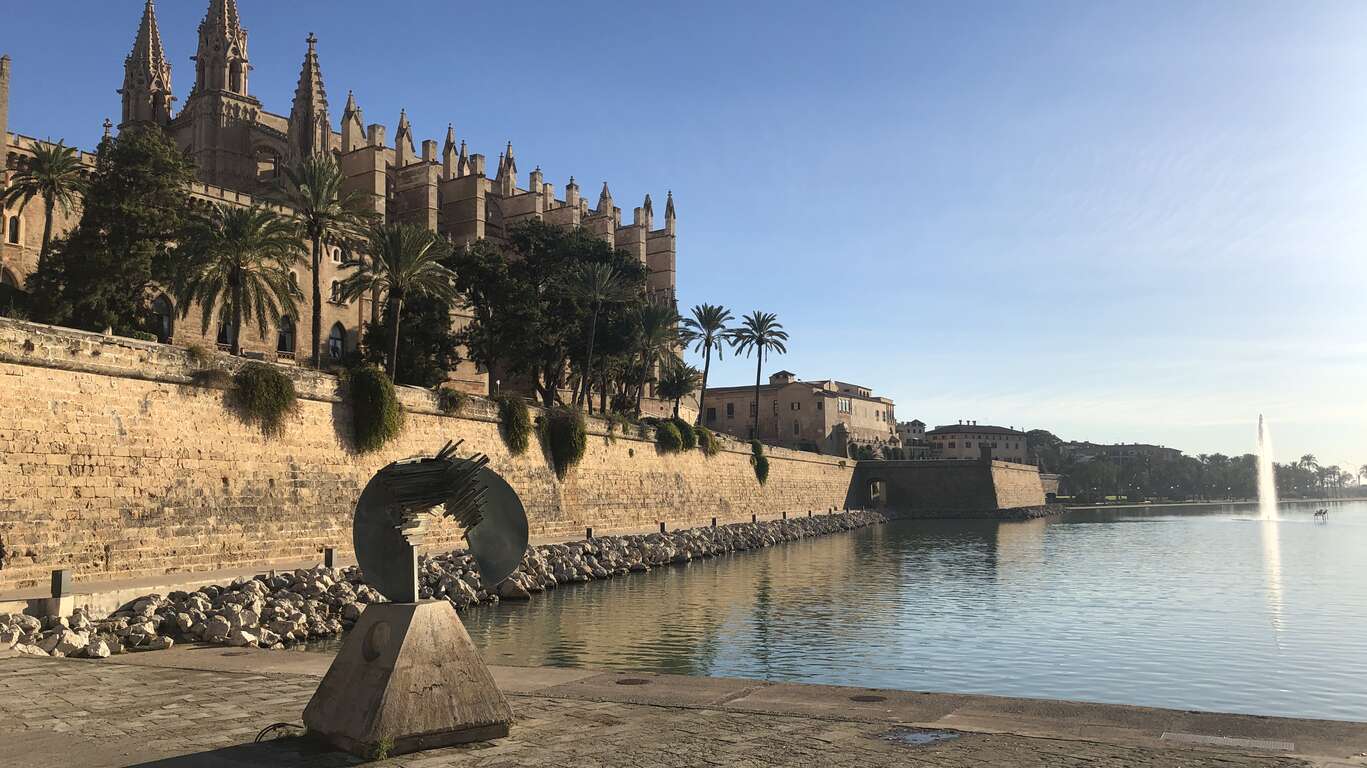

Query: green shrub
left=541, top=408, right=588, bottom=479
left=190, top=368, right=233, bottom=389
left=696, top=425, right=720, bottom=457
left=126, top=330, right=158, bottom=343
left=185, top=344, right=213, bottom=368
left=349, top=364, right=404, bottom=453
left=495, top=395, right=532, bottom=455
left=655, top=421, right=683, bottom=453
left=751, top=440, right=769, bottom=485
left=671, top=417, right=697, bottom=451
left=436, top=387, right=468, bottom=415
left=232, top=363, right=297, bottom=436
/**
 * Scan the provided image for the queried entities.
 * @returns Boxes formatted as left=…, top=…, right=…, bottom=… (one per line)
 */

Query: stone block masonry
left=0, top=319, right=854, bottom=594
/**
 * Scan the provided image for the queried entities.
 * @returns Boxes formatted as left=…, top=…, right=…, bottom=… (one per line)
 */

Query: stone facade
left=927, top=422, right=1030, bottom=463
left=1, top=0, right=678, bottom=397
left=0, top=319, right=853, bottom=594
left=702, top=371, right=898, bottom=455
left=852, top=459, right=1047, bottom=514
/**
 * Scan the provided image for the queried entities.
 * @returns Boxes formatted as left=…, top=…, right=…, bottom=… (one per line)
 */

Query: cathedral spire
left=193, top=0, right=250, bottom=97
left=665, top=190, right=676, bottom=220
left=442, top=124, right=459, bottom=179
left=120, top=0, right=174, bottom=127
left=394, top=109, right=415, bottom=166
left=597, top=182, right=614, bottom=214
left=287, top=34, right=331, bottom=161
left=340, top=90, right=364, bottom=153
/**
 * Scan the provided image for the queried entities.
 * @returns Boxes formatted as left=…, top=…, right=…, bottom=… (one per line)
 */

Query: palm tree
left=337, top=223, right=457, bottom=379
left=633, top=301, right=679, bottom=414
left=1358, top=464, right=1367, bottom=488
left=173, top=205, right=303, bottom=356
left=680, top=303, right=733, bottom=425
left=281, top=155, right=373, bottom=369
left=568, top=262, right=626, bottom=409
left=728, top=311, right=789, bottom=439
left=1, top=141, right=87, bottom=269
left=657, top=359, right=703, bottom=418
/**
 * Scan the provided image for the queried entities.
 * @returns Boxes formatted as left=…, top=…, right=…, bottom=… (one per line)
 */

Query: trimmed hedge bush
left=751, top=439, right=770, bottom=485
left=127, top=330, right=159, bottom=343
left=542, top=408, right=588, bottom=479
left=185, top=344, right=213, bottom=368
left=349, top=364, right=405, bottom=453
left=671, top=417, right=697, bottom=451
left=656, top=421, right=684, bottom=453
left=495, top=395, right=532, bottom=455
left=696, top=425, right=720, bottom=457
left=190, top=368, right=233, bottom=389
left=436, top=388, right=468, bottom=415
left=232, top=363, right=296, bottom=436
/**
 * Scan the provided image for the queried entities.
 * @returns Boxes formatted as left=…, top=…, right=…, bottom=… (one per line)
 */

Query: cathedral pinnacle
left=287, top=32, right=330, bottom=160
left=120, top=0, right=174, bottom=126
left=665, top=190, right=676, bottom=220
left=598, top=182, right=613, bottom=213
left=193, top=0, right=250, bottom=96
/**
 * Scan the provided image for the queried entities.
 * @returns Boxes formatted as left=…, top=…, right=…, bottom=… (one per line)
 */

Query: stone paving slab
left=0, top=656, right=1350, bottom=768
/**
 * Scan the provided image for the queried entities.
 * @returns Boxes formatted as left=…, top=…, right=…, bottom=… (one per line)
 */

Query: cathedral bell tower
left=286, top=34, right=331, bottom=162
left=119, top=0, right=174, bottom=128
left=177, top=0, right=265, bottom=191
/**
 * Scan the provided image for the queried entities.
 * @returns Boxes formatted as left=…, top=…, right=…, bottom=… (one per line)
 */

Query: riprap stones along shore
left=0, top=510, right=887, bottom=659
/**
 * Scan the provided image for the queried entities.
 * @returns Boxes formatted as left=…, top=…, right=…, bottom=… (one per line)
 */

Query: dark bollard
left=50, top=569, right=72, bottom=598
left=659, top=522, right=667, bottom=534
left=586, top=527, right=594, bottom=540
left=752, top=513, right=757, bottom=524
left=711, top=517, right=717, bottom=528
left=324, top=547, right=335, bottom=569
left=808, top=510, right=812, bottom=518
left=782, top=511, right=787, bottom=520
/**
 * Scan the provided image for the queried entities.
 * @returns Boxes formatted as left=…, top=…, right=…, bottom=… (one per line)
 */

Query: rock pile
left=0, top=510, right=886, bottom=658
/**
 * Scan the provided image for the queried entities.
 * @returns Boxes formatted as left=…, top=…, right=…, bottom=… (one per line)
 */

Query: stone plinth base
left=302, top=601, right=513, bottom=757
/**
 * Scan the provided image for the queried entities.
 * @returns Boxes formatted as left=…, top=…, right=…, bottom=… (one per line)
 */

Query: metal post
left=586, top=527, right=594, bottom=540
left=659, top=522, right=667, bottom=534
left=782, top=511, right=787, bottom=520
left=711, top=517, right=717, bottom=528
left=323, top=547, right=335, bottom=569
left=751, top=513, right=757, bottom=524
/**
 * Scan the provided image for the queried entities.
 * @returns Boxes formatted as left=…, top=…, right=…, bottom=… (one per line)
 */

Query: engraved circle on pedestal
left=362, top=620, right=391, bottom=662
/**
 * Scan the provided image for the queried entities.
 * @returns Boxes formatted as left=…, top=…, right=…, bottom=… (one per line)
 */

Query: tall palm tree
left=729, top=311, right=789, bottom=439
left=1358, top=464, right=1367, bottom=487
left=680, top=303, right=733, bottom=425
left=657, top=359, right=703, bottom=418
left=281, top=155, right=373, bottom=369
left=337, top=223, right=457, bottom=379
left=173, top=205, right=304, bottom=356
left=1, top=141, right=87, bottom=270
left=634, top=301, right=679, bottom=414
left=568, top=262, right=626, bottom=409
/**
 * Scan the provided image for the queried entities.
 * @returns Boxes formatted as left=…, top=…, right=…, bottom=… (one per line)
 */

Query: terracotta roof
left=927, top=425, right=1025, bottom=437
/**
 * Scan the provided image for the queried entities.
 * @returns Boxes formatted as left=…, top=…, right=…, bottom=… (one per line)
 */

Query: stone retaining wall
left=0, top=319, right=854, bottom=594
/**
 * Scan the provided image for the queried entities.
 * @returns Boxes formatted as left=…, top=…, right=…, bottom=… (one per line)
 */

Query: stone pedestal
left=303, top=601, right=513, bottom=757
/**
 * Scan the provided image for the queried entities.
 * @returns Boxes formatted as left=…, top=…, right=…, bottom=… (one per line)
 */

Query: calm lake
left=457, top=501, right=1367, bottom=721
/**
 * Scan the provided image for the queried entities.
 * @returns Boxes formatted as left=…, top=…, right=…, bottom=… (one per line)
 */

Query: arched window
left=277, top=315, right=296, bottom=356
left=331, top=247, right=343, bottom=264
left=151, top=294, right=175, bottom=343
left=6, top=216, right=19, bottom=245
left=216, top=319, right=232, bottom=350
left=330, top=280, right=342, bottom=304
left=328, top=323, right=347, bottom=361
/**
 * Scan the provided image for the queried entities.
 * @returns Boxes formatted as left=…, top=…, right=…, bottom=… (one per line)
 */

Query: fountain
left=1257, top=414, right=1278, bottom=520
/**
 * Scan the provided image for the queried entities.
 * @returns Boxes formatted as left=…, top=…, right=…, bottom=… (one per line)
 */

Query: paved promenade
left=0, top=648, right=1363, bottom=767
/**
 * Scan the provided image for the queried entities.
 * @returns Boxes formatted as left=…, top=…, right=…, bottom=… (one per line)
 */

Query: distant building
left=702, top=372, right=897, bottom=455
left=1061, top=442, right=1183, bottom=463
left=927, top=422, right=1029, bottom=463
left=894, top=420, right=933, bottom=459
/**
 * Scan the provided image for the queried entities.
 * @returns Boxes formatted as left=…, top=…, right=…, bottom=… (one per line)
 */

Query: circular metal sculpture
left=353, top=441, right=529, bottom=602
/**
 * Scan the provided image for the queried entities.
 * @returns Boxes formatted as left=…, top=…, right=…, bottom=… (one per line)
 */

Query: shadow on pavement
left=125, top=737, right=364, bottom=768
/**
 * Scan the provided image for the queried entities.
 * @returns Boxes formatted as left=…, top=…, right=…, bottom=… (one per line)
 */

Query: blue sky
left=5, top=1, right=1367, bottom=471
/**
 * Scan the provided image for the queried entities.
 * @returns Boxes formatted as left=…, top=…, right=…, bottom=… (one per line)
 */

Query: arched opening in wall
left=277, top=315, right=297, bottom=359
left=330, top=280, right=342, bottom=304
left=150, top=294, right=175, bottom=343
left=867, top=479, right=887, bottom=509
left=254, top=146, right=281, bottom=186
left=328, top=322, right=346, bottom=362
left=6, top=215, right=19, bottom=245
left=216, top=318, right=233, bottom=351
left=0, top=267, right=26, bottom=319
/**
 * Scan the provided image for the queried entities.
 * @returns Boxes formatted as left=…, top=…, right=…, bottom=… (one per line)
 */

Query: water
left=453, top=501, right=1367, bottom=722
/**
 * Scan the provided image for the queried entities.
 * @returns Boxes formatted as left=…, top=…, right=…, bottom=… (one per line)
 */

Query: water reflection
left=431, top=501, right=1367, bottom=721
